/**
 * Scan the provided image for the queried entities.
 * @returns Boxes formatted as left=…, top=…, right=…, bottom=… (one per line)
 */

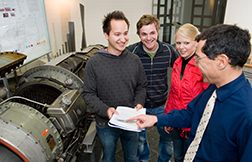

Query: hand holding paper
left=107, top=107, right=118, bottom=119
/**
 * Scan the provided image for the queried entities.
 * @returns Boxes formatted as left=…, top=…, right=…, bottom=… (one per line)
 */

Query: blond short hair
left=175, top=23, right=200, bottom=40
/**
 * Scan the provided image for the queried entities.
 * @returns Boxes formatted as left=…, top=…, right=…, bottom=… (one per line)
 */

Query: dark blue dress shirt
left=157, top=72, right=252, bottom=162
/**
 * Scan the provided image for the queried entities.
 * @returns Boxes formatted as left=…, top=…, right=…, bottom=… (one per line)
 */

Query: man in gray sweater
left=82, top=10, right=147, bottom=162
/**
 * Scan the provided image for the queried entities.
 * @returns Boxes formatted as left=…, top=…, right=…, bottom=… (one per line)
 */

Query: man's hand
left=107, top=107, right=119, bottom=119
left=134, top=104, right=143, bottom=111
left=127, top=114, right=158, bottom=129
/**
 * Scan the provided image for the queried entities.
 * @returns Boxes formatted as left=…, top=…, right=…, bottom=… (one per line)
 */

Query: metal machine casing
left=47, top=90, right=87, bottom=137
left=0, top=45, right=104, bottom=161
left=0, top=101, right=63, bottom=162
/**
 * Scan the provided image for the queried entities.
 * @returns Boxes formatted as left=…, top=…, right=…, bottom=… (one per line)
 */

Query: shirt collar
left=215, top=72, right=247, bottom=102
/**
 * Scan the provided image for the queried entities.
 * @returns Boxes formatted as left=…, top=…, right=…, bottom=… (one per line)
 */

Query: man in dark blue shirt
left=128, top=24, right=252, bottom=162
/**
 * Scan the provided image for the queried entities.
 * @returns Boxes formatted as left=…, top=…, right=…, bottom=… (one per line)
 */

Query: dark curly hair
left=102, top=10, right=130, bottom=36
left=196, top=24, right=251, bottom=67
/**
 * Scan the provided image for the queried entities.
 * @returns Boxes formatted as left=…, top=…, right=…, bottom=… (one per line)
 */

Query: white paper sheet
left=108, top=106, right=146, bottom=132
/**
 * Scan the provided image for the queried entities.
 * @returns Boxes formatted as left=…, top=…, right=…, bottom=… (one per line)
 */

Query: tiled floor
left=115, top=126, right=162, bottom=162
left=79, top=125, right=174, bottom=162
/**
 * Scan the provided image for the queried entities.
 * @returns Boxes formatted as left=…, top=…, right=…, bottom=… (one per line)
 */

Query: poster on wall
left=0, top=0, right=51, bottom=64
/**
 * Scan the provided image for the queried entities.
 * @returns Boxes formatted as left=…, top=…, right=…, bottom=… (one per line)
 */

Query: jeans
left=96, top=123, right=139, bottom=162
left=171, top=128, right=188, bottom=162
left=138, top=129, right=150, bottom=161
left=138, top=104, right=173, bottom=162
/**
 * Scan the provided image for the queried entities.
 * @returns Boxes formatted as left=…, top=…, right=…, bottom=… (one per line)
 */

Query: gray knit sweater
left=82, top=48, right=147, bottom=126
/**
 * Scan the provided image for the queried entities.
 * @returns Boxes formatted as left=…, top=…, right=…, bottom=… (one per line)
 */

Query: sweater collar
left=95, top=48, right=128, bottom=58
left=138, top=40, right=163, bottom=55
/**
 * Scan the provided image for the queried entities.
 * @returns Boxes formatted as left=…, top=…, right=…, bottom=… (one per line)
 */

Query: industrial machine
left=0, top=44, right=104, bottom=162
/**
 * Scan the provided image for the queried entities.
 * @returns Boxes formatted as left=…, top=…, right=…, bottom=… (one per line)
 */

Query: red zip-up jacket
left=165, top=56, right=209, bottom=132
